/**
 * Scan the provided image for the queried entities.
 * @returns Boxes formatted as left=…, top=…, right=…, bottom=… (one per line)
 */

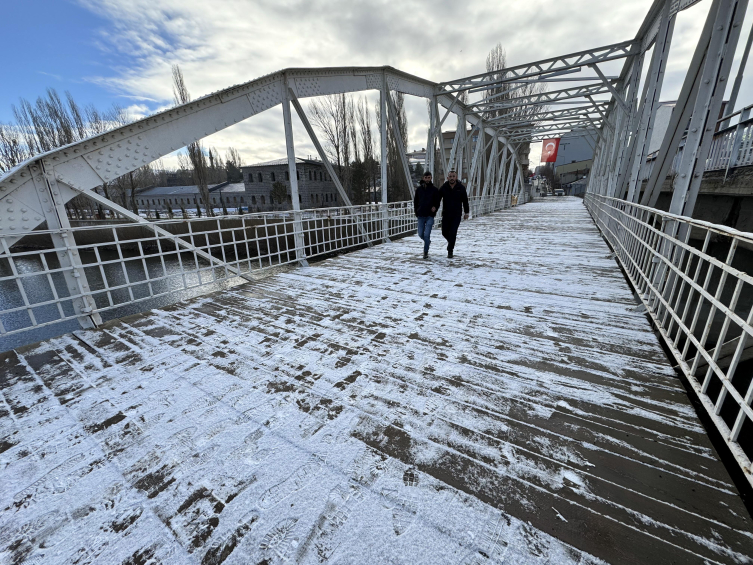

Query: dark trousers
left=441, top=215, right=461, bottom=252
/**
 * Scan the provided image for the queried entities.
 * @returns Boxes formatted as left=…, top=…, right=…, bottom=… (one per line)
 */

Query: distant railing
left=0, top=193, right=515, bottom=349
left=585, top=193, right=753, bottom=487
left=640, top=107, right=753, bottom=181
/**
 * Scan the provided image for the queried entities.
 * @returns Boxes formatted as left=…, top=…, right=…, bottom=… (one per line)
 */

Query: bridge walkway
left=1, top=198, right=751, bottom=564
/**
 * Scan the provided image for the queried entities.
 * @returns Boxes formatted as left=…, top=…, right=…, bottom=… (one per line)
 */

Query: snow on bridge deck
left=1, top=197, right=751, bottom=565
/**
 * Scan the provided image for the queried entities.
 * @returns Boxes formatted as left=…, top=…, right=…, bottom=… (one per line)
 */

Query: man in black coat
left=414, top=172, right=440, bottom=259
left=437, top=170, right=469, bottom=258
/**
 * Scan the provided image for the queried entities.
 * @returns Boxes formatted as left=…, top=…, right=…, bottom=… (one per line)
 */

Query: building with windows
left=553, top=132, right=595, bottom=168
left=241, top=158, right=340, bottom=211
left=555, top=159, right=592, bottom=195
left=135, top=182, right=246, bottom=215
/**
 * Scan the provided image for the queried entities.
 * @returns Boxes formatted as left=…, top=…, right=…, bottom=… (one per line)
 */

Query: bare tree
left=0, top=123, right=29, bottom=173
left=375, top=91, right=409, bottom=201
left=309, top=94, right=350, bottom=176
left=1, top=88, right=125, bottom=173
left=271, top=181, right=288, bottom=209
left=172, top=64, right=213, bottom=216
left=226, top=147, right=242, bottom=167
left=224, top=147, right=243, bottom=182
left=355, top=96, right=377, bottom=203
left=483, top=43, right=545, bottom=173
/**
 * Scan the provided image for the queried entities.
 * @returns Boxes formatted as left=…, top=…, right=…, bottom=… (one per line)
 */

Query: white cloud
left=74, top=0, right=753, bottom=169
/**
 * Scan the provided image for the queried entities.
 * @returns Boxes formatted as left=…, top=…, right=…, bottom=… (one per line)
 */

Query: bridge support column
left=433, top=96, right=448, bottom=180
left=386, top=92, right=415, bottom=199
left=30, top=160, right=102, bottom=330
left=467, top=121, right=484, bottom=199
left=456, top=108, right=466, bottom=182
left=426, top=101, right=436, bottom=180
left=611, top=53, right=646, bottom=198
left=493, top=145, right=508, bottom=210
left=668, top=0, right=748, bottom=218
left=480, top=135, right=498, bottom=212
left=447, top=125, right=462, bottom=177
left=380, top=75, right=389, bottom=243
left=288, top=88, right=373, bottom=247
left=281, top=74, right=309, bottom=267
left=503, top=151, right=515, bottom=204
left=642, top=0, right=748, bottom=213
left=720, top=18, right=753, bottom=129
left=625, top=0, right=675, bottom=202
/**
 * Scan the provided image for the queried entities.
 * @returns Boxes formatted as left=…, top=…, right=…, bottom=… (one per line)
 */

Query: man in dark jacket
left=414, top=172, right=440, bottom=259
left=437, top=170, right=469, bottom=258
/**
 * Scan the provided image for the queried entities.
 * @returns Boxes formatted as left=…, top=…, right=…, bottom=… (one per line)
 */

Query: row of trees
left=0, top=68, right=245, bottom=219
left=308, top=90, right=410, bottom=205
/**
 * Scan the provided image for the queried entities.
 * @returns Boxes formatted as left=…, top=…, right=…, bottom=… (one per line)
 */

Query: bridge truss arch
left=2, top=0, right=753, bottom=486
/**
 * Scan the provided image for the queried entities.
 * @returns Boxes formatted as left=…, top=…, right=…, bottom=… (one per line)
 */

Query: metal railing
left=585, top=193, right=753, bottom=486
left=639, top=107, right=753, bottom=181
left=0, top=193, right=514, bottom=350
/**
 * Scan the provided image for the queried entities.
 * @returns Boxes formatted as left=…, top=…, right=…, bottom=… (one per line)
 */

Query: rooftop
left=208, top=182, right=245, bottom=193
left=242, top=157, right=324, bottom=169
left=138, top=182, right=233, bottom=196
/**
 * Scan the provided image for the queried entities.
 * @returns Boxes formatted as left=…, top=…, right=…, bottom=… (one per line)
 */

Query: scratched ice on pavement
left=1, top=198, right=751, bottom=564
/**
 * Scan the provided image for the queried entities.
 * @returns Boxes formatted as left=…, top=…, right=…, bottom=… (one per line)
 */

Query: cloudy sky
left=2, top=0, right=752, bottom=167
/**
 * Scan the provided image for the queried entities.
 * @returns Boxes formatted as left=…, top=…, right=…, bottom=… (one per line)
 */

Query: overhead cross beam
left=589, top=64, right=630, bottom=114
left=484, top=105, right=608, bottom=128
left=440, top=40, right=639, bottom=92
left=471, top=83, right=613, bottom=112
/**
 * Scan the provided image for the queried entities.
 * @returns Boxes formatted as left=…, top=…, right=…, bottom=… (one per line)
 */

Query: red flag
left=541, top=138, right=560, bottom=163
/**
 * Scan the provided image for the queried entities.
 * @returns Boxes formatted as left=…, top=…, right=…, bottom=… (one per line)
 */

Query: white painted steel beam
left=281, top=75, right=309, bottom=267
left=29, top=161, right=102, bottom=330
left=380, top=74, right=389, bottom=242
left=589, top=64, right=630, bottom=115
left=63, top=179, right=250, bottom=282
left=439, top=40, right=639, bottom=90
left=288, top=88, right=373, bottom=247
left=721, top=19, right=753, bottom=129
left=386, top=91, right=415, bottom=199
left=625, top=0, right=676, bottom=202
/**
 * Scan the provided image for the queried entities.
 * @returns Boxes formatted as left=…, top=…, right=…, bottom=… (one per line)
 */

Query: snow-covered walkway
left=2, top=197, right=751, bottom=564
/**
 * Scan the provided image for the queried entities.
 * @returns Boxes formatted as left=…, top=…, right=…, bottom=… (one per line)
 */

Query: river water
left=0, top=248, right=246, bottom=352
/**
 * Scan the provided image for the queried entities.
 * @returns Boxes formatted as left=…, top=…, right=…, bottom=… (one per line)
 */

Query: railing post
left=30, top=160, right=102, bottom=330
left=281, top=73, right=309, bottom=267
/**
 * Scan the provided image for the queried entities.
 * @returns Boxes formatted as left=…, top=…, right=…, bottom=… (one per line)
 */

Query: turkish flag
left=541, top=138, right=560, bottom=163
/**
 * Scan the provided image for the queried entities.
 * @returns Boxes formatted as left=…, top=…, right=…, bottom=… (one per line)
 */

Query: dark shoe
left=447, top=251, right=453, bottom=258
left=423, top=251, right=428, bottom=259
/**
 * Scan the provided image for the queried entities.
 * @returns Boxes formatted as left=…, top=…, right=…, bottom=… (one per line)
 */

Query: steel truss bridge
left=2, top=0, right=753, bottom=562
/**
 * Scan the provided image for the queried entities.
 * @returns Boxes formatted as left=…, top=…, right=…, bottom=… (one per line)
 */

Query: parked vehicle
left=554, top=189, right=565, bottom=196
